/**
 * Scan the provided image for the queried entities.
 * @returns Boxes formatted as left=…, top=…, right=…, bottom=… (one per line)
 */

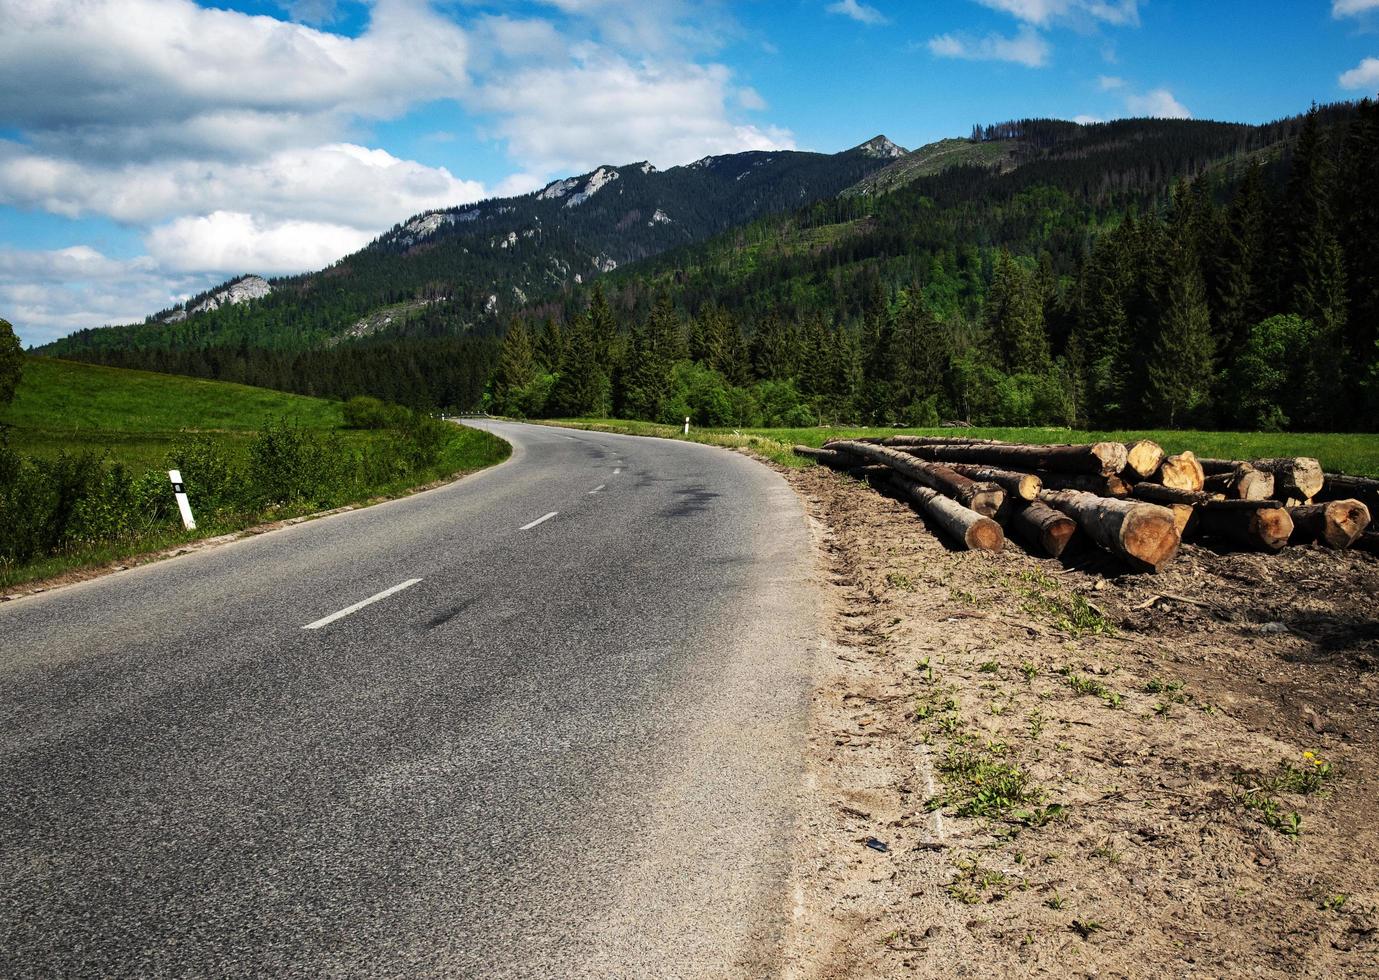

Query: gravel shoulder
left=776, top=459, right=1379, bottom=979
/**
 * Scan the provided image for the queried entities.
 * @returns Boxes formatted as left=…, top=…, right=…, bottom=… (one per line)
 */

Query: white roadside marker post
left=168, top=469, right=197, bottom=530
left=684, top=416, right=690, bottom=435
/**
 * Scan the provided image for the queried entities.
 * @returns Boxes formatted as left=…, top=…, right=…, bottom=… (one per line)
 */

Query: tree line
left=489, top=101, right=1379, bottom=432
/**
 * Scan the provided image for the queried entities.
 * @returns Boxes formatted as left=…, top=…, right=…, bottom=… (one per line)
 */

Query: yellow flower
left=1303, top=751, right=1315, bottom=760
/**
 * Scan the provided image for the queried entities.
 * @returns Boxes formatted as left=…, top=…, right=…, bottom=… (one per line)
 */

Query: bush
left=342, top=395, right=408, bottom=429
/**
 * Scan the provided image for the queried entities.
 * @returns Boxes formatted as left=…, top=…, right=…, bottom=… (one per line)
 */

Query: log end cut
left=1289, top=499, right=1371, bottom=549
left=1124, top=439, right=1166, bottom=479
left=965, top=516, right=1006, bottom=553
left=1120, top=504, right=1182, bottom=572
left=1158, top=451, right=1205, bottom=492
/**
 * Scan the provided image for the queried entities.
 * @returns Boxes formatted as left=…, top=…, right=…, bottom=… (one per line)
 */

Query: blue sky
left=1, top=0, right=1375, bottom=346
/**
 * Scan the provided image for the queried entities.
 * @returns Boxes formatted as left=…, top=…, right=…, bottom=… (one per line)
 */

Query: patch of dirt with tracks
left=775, top=460, right=1379, bottom=980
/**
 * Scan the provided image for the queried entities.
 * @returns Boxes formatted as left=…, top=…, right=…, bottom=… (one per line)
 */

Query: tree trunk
left=1123, top=440, right=1166, bottom=479
left=1287, top=499, right=1371, bottom=549
left=1012, top=500, right=1078, bottom=558
left=1195, top=506, right=1294, bottom=552
left=1201, top=457, right=1322, bottom=503
left=1037, top=471, right=1132, bottom=497
left=834, top=440, right=1127, bottom=476
left=1130, top=484, right=1219, bottom=507
left=827, top=441, right=1005, bottom=517
left=1037, top=489, right=1181, bottom=572
left=943, top=463, right=1041, bottom=501
left=792, top=445, right=856, bottom=468
left=1316, top=475, right=1379, bottom=530
left=1157, top=451, right=1205, bottom=492
left=881, top=435, right=1001, bottom=447
left=1202, top=463, right=1274, bottom=501
left=884, top=473, right=1005, bottom=552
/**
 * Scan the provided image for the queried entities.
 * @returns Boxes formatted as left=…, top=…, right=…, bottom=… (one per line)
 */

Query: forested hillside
left=41, top=100, right=1379, bottom=432
left=484, top=101, right=1378, bottom=432
left=40, top=141, right=898, bottom=357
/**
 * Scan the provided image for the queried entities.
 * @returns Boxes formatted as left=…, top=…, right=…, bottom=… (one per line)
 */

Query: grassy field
left=1, top=357, right=510, bottom=589
left=543, top=419, right=1379, bottom=478
left=2, top=356, right=347, bottom=469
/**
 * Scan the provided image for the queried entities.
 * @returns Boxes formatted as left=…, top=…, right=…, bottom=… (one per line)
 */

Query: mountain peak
left=854, top=135, right=907, bottom=159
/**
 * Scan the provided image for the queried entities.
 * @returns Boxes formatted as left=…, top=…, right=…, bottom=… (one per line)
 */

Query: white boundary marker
left=520, top=511, right=558, bottom=530
left=167, top=469, right=197, bottom=530
left=303, top=578, right=422, bottom=630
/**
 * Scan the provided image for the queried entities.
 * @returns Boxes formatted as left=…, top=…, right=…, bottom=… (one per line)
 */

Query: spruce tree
left=1146, top=230, right=1215, bottom=426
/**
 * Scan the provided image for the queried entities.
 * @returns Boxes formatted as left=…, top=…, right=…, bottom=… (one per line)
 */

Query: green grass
left=2, top=357, right=346, bottom=470
left=540, top=419, right=1379, bottom=477
left=1, top=357, right=510, bottom=588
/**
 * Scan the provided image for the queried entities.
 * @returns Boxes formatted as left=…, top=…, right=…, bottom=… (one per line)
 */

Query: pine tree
left=536, top=317, right=566, bottom=373
left=1146, top=230, right=1215, bottom=426
left=549, top=310, right=610, bottom=418
left=491, top=319, right=535, bottom=413
left=890, top=292, right=943, bottom=423
left=985, top=251, right=1051, bottom=375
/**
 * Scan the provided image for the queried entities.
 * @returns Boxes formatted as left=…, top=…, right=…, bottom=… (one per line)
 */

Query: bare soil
left=776, top=461, right=1379, bottom=980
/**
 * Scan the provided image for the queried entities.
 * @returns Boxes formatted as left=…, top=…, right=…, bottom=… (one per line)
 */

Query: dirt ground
left=775, top=460, right=1379, bottom=980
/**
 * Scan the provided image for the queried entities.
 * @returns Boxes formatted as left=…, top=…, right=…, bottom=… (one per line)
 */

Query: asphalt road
left=0, top=421, right=821, bottom=979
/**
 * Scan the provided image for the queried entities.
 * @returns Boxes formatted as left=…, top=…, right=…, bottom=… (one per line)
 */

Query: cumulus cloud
left=0, top=0, right=797, bottom=340
left=1334, top=0, right=1379, bottom=17
left=1098, top=74, right=1126, bottom=90
left=827, top=0, right=889, bottom=26
left=145, top=212, right=376, bottom=274
left=0, top=142, right=486, bottom=228
left=1125, top=88, right=1191, bottom=119
left=478, top=53, right=794, bottom=174
left=1340, top=57, right=1379, bottom=90
left=0, top=245, right=215, bottom=345
left=0, top=0, right=471, bottom=164
left=928, top=26, right=1051, bottom=67
left=973, top=0, right=1140, bottom=27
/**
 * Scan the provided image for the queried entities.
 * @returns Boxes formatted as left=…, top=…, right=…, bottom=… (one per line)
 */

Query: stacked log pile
left=796, top=435, right=1373, bottom=573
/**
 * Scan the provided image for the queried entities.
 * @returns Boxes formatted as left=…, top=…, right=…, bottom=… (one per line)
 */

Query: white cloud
left=928, top=26, right=1051, bottom=67
left=1073, top=114, right=1104, bottom=124
left=973, top=0, right=1140, bottom=27
left=0, top=0, right=797, bottom=341
left=478, top=53, right=794, bottom=174
left=737, top=86, right=768, bottom=110
left=1125, top=88, right=1191, bottom=119
left=0, top=0, right=472, bottom=165
left=1097, top=74, right=1126, bottom=90
left=1340, top=57, right=1379, bottom=90
left=1334, top=0, right=1379, bottom=17
left=0, top=142, right=485, bottom=229
left=145, top=212, right=375, bottom=275
left=827, top=0, right=889, bottom=26
left=0, top=246, right=215, bottom=346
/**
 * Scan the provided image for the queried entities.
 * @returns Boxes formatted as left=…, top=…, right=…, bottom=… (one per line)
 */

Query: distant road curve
left=0, top=420, right=821, bottom=978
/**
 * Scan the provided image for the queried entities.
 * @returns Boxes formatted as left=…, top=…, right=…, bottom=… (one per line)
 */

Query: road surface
left=0, top=421, right=821, bottom=978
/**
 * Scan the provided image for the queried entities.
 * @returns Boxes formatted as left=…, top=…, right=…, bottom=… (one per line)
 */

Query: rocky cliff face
left=159, top=275, right=272, bottom=323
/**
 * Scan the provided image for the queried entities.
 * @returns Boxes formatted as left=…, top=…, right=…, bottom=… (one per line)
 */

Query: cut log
left=1202, top=463, right=1274, bottom=501
left=884, top=473, right=1005, bottom=552
left=1157, top=451, right=1205, bottom=492
left=834, top=440, right=1128, bottom=476
left=1012, top=500, right=1077, bottom=558
left=1123, top=440, right=1166, bottom=479
left=944, top=463, right=1042, bottom=501
left=827, top=441, right=1005, bottom=517
left=881, top=435, right=1001, bottom=447
left=1287, top=499, right=1371, bottom=549
left=1316, top=475, right=1379, bottom=530
left=1130, top=484, right=1219, bottom=507
left=1038, top=489, right=1181, bottom=572
left=1252, top=458, right=1324, bottom=502
left=1195, top=506, right=1294, bottom=552
left=792, top=445, right=858, bottom=468
left=1037, top=471, right=1132, bottom=497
